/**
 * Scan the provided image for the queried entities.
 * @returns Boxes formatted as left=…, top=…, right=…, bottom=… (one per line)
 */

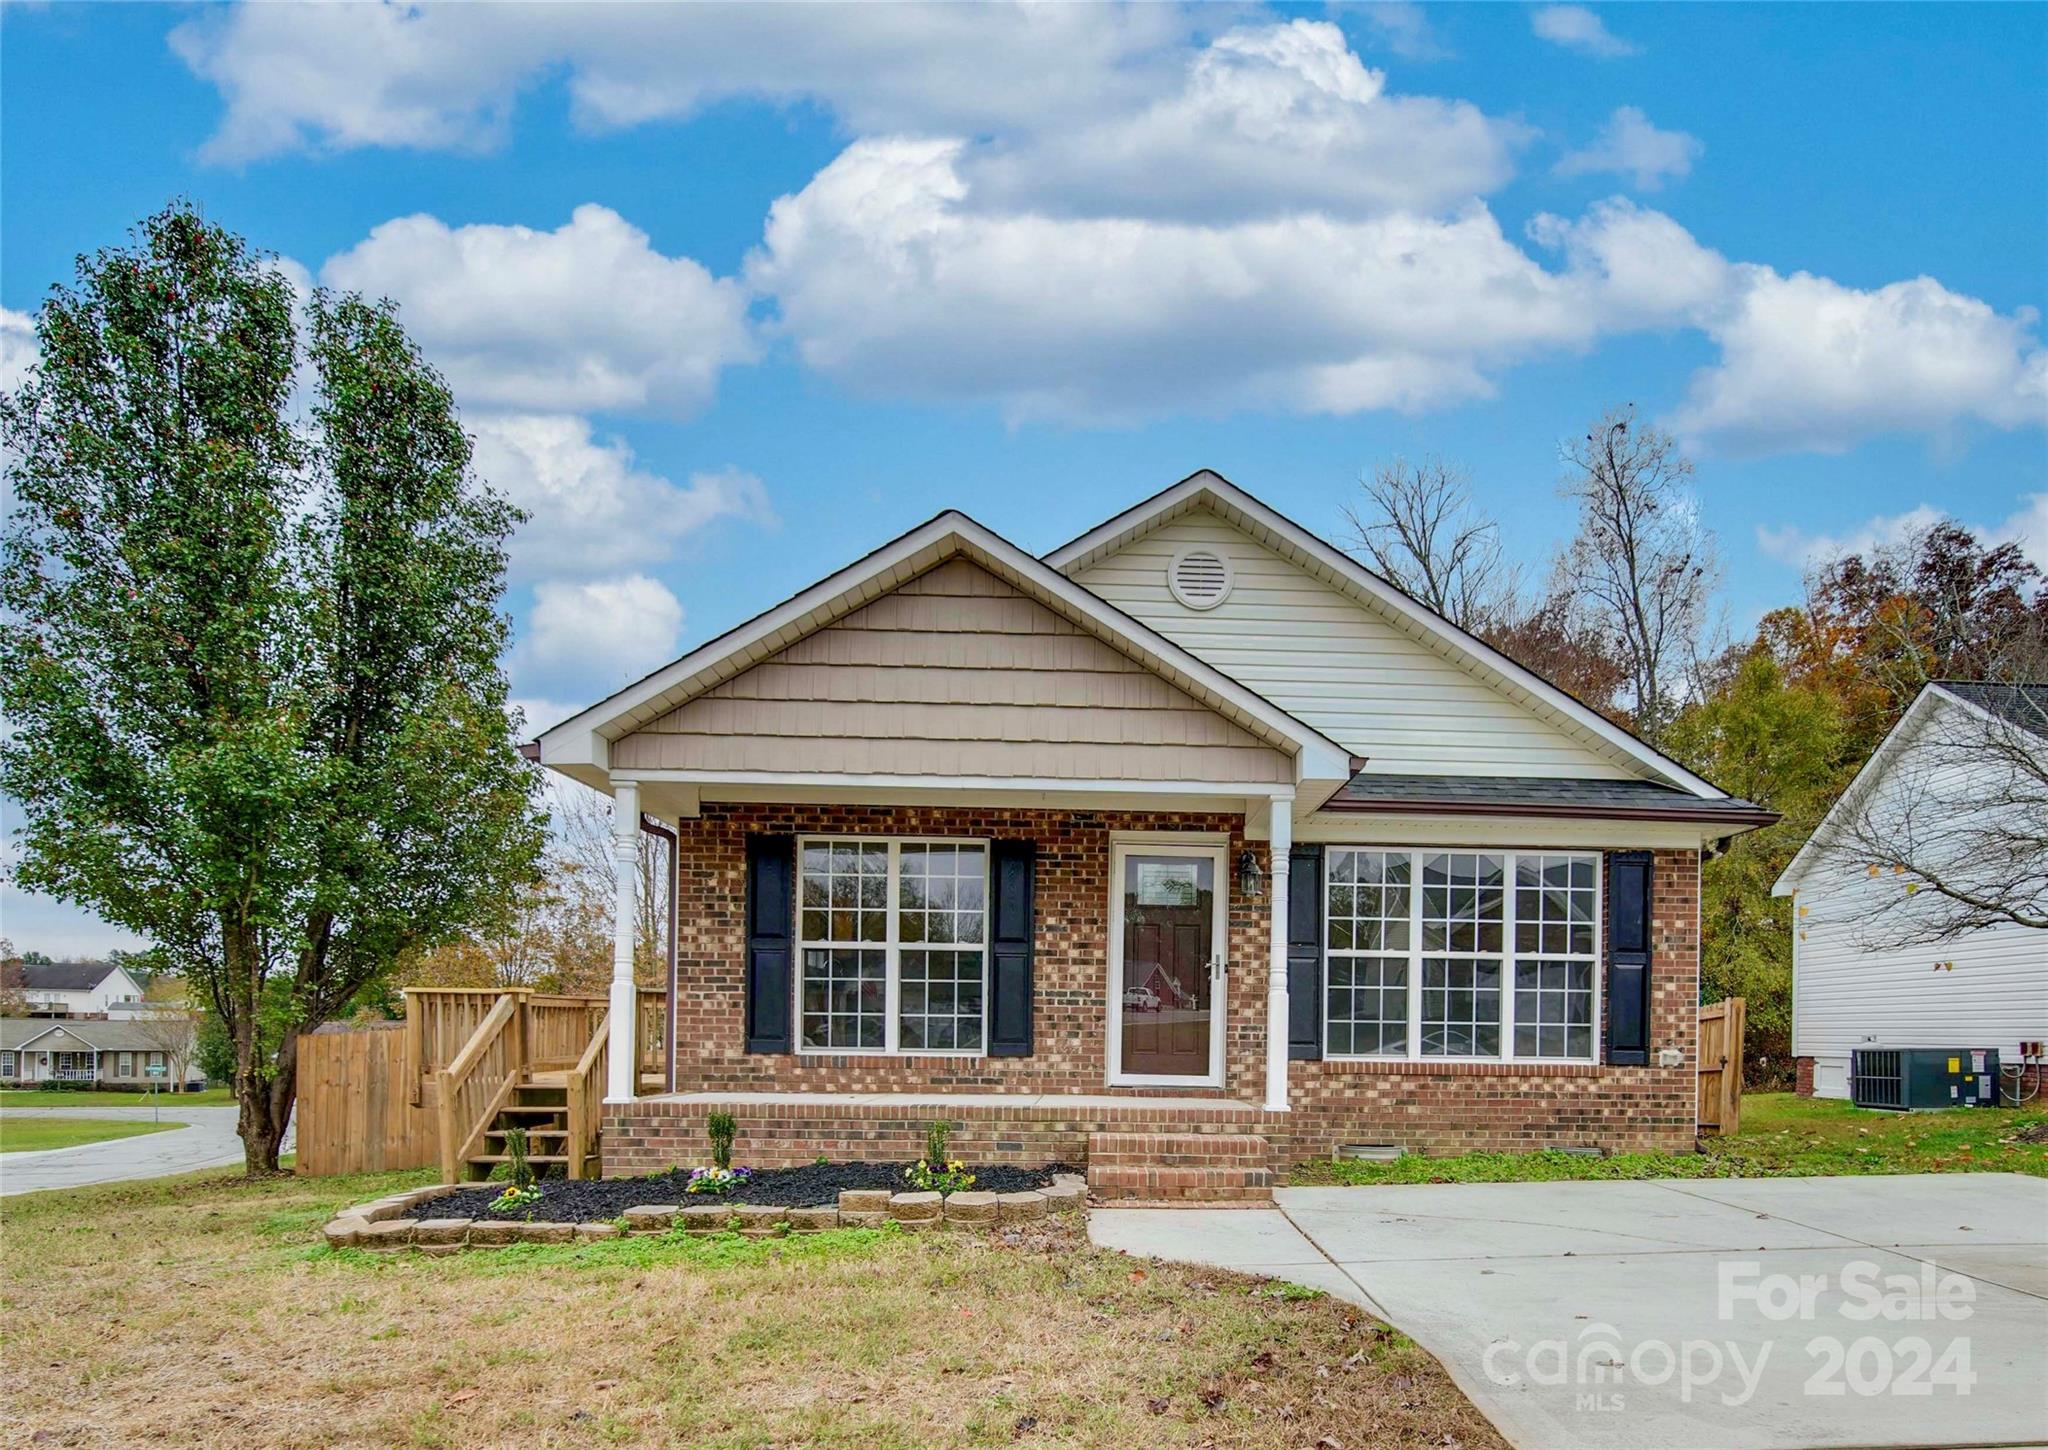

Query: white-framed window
left=797, top=837, right=989, bottom=1055
left=0, top=1051, right=14, bottom=1077
left=1325, top=848, right=1602, bottom=1063
left=147, top=1051, right=165, bottom=1069
left=118, top=1051, right=134, bottom=1077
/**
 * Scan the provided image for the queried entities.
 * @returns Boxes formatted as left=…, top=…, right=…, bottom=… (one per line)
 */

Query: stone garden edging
left=323, top=1174, right=1087, bottom=1252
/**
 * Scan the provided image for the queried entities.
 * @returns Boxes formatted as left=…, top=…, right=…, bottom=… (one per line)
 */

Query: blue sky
left=3, top=2, right=2044, bottom=955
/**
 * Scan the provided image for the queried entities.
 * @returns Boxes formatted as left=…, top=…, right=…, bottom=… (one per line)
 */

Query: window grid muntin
left=796, top=836, right=990, bottom=1057
left=1325, top=848, right=1601, bottom=1064
left=1325, top=849, right=1412, bottom=1057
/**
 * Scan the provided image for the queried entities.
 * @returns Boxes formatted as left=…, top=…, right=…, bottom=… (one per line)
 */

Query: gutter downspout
left=639, top=813, right=679, bottom=1094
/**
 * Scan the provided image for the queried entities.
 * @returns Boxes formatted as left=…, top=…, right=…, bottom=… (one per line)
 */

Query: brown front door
left=1116, top=851, right=1219, bottom=1081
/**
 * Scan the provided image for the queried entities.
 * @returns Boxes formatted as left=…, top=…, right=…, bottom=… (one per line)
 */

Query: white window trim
left=1322, top=847, right=1605, bottom=1066
left=0, top=1052, right=14, bottom=1076
left=794, top=835, right=992, bottom=1059
left=118, top=1051, right=134, bottom=1077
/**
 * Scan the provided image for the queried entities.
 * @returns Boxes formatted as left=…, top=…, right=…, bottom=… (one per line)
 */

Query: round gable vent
left=1167, top=545, right=1234, bottom=610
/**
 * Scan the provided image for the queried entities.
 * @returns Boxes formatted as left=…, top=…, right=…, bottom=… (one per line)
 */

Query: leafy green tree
left=1, top=205, right=544, bottom=1172
left=1667, top=650, right=1846, bottom=1087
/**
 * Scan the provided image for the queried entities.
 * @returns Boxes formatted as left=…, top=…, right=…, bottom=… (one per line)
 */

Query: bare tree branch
left=1814, top=690, right=2048, bottom=947
left=1343, top=457, right=1516, bottom=631
left=1553, top=406, right=1720, bottom=741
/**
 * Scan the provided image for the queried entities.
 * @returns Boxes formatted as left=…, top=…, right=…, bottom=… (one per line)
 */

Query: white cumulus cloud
left=1676, top=270, right=2048, bottom=455
left=1758, top=493, right=2048, bottom=573
left=1531, top=5, right=1639, bottom=58
left=469, top=414, right=776, bottom=580
left=1556, top=107, right=1702, bottom=189
left=1, top=307, right=38, bottom=394
left=320, top=204, right=756, bottom=416
left=171, top=2, right=1193, bottom=163
left=749, top=136, right=1596, bottom=422
left=963, top=21, right=1525, bottom=223
left=522, top=574, right=685, bottom=694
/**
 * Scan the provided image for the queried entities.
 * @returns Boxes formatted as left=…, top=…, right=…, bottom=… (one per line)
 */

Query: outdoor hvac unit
left=1850, top=1048, right=2001, bottom=1110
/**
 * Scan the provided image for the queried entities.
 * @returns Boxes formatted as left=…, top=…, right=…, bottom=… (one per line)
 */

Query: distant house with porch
left=510, top=472, right=1774, bottom=1193
left=0, top=1017, right=203, bottom=1090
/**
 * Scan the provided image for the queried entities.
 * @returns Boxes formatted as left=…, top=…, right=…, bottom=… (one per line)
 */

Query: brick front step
left=1086, top=1132, right=1274, bottom=1203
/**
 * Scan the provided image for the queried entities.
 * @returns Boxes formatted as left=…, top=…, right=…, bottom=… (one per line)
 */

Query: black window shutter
left=987, top=840, right=1036, bottom=1057
left=744, top=834, right=795, bottom=1054
left=1605, top=850, right=1652, bottom=1066
left=1287, top=844, right=1324, bottom=1060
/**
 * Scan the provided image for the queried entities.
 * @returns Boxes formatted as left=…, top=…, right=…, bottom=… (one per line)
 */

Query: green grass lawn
left=0, top=1165, right=1504, bottom=1448
left=1290, top=1092, right=2048, bottom=1186
left=0, top=1115, right=186, bottom=1153
left=0, top=1087, right=232, bottom=1107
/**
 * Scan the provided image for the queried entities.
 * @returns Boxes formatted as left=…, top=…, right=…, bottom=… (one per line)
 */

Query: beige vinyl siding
left=1072, top=509, right=1632, bottom=778
left=613, top=559, right=1290, bottom=783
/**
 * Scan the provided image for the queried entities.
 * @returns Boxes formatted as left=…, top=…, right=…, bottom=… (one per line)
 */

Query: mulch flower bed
left=411, top=1161, right=1077, bottom=1223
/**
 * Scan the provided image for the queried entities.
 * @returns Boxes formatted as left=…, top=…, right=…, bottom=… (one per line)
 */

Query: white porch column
left=605, top=778, right=641, bottom=1103
left=1264, top=801, right=1293, bottom=1113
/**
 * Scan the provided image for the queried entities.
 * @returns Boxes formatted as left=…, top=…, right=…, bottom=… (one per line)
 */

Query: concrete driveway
left=1091, top=1175, right=2048, bottom=1450
left=0, top=1105, right=285, bottom=1195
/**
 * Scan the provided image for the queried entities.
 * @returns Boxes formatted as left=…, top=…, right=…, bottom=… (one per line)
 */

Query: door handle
left=1211, top=957, right=1227, bottom=978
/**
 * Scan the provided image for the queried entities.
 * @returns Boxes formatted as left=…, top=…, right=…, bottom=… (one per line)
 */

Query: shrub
left=707, top=1110, right=736, bottom=1171
left=504, top=1124, right=535, bottom=1193
left=924, top=1120, right=951, bottom=1165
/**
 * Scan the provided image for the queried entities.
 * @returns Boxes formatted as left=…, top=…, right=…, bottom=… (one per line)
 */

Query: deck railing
left=434, top=994, right=521, bottom=1185
left=406, top=984, right=670, bottom=1179
left=565, top=1010, right=609, bottom=1181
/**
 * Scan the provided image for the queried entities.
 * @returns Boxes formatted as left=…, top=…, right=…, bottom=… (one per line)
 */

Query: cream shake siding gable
left=1070, top=508, right=1633, bottom=779
left=611, top=558, right=1292, bottom=783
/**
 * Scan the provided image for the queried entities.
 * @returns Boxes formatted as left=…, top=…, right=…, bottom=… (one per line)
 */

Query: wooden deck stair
left=1086, top=1131, right=1274, bottom=1204
left=459, top=1082, right=604, bottom=1181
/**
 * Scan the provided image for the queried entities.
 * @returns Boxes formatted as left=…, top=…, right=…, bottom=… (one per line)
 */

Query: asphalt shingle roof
left=18, top=961, right=121, bottom=993
left=1327, top=774, right=1778, bottom=823
left=1935, top=681, right=2048, bottom=738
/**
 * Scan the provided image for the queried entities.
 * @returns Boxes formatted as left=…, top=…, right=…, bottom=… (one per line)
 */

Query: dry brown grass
left=0, top=1167, right=1503, bottom=1449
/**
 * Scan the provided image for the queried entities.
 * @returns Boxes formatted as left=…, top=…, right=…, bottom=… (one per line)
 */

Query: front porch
left=606, top=1089, right=1281, bottom=1202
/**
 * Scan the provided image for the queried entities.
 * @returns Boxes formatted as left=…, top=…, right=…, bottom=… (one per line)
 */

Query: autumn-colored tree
left=1666, top=651, right=1847, bottom=1086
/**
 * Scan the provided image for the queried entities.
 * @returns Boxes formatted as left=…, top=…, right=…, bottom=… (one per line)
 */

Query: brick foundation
left=616, top=802, right=1702, bottom=1173
left=1795, top=1056, right=1816, bottom=1098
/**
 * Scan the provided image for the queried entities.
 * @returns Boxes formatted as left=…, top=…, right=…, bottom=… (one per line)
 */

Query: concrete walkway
left=1091, top=1175, right=2048, bottom=1450
left=0, top=1105, right=289, bottom=1196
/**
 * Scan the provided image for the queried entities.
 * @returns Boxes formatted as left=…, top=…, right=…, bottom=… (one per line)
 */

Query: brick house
left=534, top=473, right=1774, bottom=1185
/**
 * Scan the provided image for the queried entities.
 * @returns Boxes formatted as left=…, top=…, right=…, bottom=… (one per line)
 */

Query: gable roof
left=1, top=1016, right=191, bottom=1052
left=538, top=509, right=1355, bottom=792
left=19, top=961, right=122, bottom=993
left=1771, top=680, right=2041, bottom=896
left=1044, top=470, right=1726, bottom=799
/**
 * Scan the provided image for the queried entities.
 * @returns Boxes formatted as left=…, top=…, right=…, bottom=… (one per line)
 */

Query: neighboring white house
left=1774, top=681, right=2048, bottom=1102
left=15, top=961, right=149, bottom=1017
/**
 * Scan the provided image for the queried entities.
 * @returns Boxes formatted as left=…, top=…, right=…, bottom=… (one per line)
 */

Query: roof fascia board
left=1046, top=471, right=1726, bottom=800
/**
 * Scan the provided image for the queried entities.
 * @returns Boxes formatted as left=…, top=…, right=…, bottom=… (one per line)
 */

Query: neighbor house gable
left=612, top=557, right=1292, bottom=784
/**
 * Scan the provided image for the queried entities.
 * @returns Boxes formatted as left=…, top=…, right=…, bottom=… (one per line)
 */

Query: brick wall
left=1795, top=1056, right=1816, bottom=1097
left=619, top=801, right=1702, bottom=1169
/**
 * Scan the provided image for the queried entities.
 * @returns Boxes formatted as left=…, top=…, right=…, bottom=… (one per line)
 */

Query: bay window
left=1326, top=848, right=1601, bottom=1062
left=798, top=838, right=988, bottom=1055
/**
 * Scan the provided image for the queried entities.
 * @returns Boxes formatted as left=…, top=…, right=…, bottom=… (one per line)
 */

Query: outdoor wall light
left=1236, top=848, right=1265, bottom=902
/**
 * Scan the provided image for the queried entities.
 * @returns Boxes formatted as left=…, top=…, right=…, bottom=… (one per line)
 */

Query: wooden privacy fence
left=1698, top=997, right=1747, bottom=1137
left=295, top=1023, right=436, bottom=1176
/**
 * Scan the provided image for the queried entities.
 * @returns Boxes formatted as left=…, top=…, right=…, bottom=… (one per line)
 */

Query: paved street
left=1092, top=1174, right=2048, bottom=1450
left=0, top=1105, right=289, bottom=1195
